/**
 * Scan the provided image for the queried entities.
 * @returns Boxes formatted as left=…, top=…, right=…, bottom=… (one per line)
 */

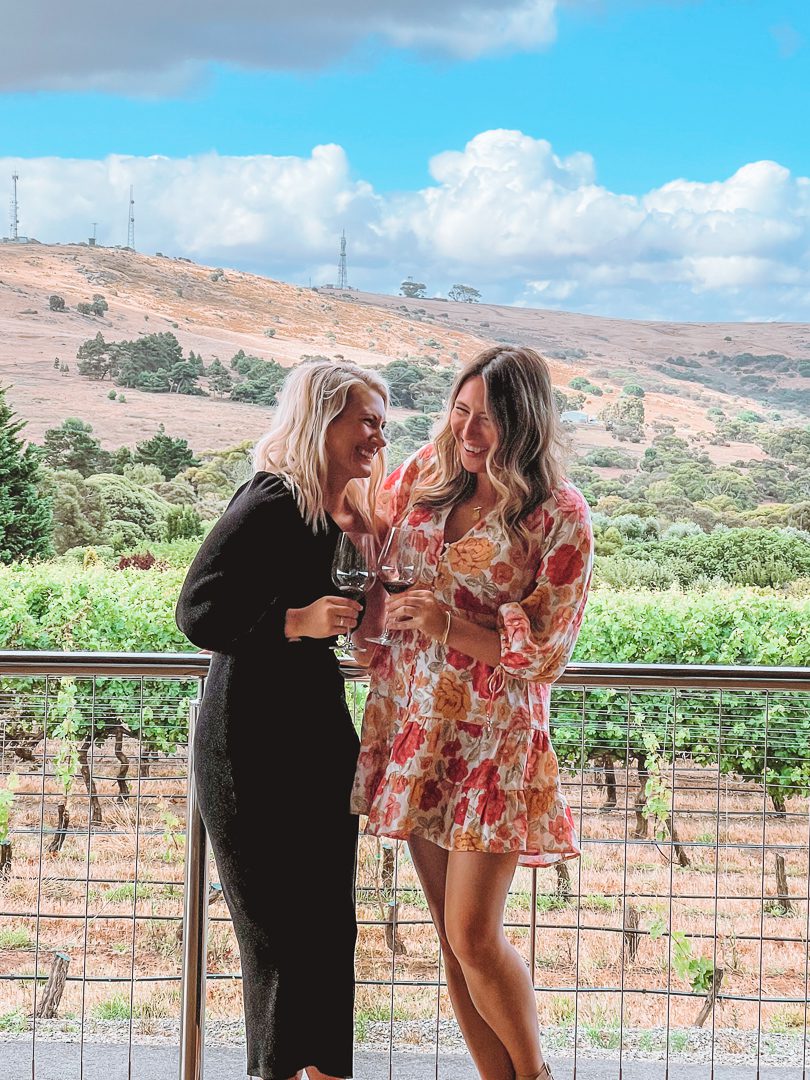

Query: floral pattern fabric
left=350, top=445, right=594, bottom=867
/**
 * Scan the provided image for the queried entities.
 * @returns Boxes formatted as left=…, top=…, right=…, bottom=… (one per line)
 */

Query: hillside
left=0, top=243, right=807, bottom=460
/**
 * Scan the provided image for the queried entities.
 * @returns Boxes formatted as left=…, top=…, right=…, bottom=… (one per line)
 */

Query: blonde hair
left=412, top=346, right=566, bottom=539
left=253, top=361, right=389, bottom=533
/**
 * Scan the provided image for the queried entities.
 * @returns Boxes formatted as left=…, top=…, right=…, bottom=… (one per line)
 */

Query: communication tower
left=337, top=230, right=348, bottom=289
left=10, top=173, right=19, bottom=241
left=127, top=186, right=135, bottom=250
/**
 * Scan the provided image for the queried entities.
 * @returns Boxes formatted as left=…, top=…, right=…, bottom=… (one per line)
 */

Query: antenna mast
left=337, top=230, right=348, bottom=289
left=10, top=173, right=19, bottom=241
left=127, top=186, right=135, bottom=250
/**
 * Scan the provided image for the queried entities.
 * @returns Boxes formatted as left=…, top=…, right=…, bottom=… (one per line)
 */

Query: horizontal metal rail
left=3, top=651, right=810, bottom=690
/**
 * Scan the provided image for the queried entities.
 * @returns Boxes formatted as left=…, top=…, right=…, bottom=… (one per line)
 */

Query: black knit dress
left=176, top=473, right=359, bottom=1080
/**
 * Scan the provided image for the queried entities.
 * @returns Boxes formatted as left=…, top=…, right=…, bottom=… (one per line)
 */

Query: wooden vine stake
left=774, top=853, right=794, bottom=916
left=694, top=967, right=724, bottom=1028
left=36, top=952, right=71, bottom=1019
left=381, top=844, right=406, bottom=956
left=623, top=904, right=640, bottom=964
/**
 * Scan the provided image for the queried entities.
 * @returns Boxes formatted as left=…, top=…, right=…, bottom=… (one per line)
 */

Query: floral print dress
left=350, top=445, right=594, bottom=867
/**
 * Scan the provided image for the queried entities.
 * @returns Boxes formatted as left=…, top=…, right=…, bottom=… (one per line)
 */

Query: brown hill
left=1, top=244, right=807, bottom=462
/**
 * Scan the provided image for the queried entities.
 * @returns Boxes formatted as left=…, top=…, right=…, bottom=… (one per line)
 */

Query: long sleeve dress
left=351, top=446, right=593, bottom=867
left=176, top=472, right=359, bottom=1080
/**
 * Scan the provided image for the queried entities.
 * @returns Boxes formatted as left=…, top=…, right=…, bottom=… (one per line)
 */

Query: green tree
left=84, top=474, right=171, bottom=550
left=39, top=468, right=107, bottom=553
left=448, top=283, right=481, bottom=303
left=400, top=278, right=427, bottom=299
left=91, top=294, right=109, bottom=316
left=77, top=333, right=119, bottom=381
left=207, top=358, right=233, bottom=397
left=49, top=295, right=65, bottom=312
left=165, top=505, right=204, bottom=541
left=42, top=418, right=111, bottom=477
left=0, top=388, right=52, bottom=563
left=135, top=426, right=199, bottom=480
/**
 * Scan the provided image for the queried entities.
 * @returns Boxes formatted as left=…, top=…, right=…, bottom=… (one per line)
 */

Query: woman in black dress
left=176, top=360, right=388, bottom=1080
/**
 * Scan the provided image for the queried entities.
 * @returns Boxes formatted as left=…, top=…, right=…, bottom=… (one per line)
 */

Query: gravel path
left=1, top=1018, right=808, bottom=1071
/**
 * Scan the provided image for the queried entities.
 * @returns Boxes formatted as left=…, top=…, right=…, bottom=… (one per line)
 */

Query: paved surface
left=1, top=1043, right=807, bottom=1079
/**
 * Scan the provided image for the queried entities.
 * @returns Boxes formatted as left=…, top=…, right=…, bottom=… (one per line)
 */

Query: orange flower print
left=453, top=829, right=484, bottom=852
left=449, top=537, right=497, bottom=574
left=490, top=560, right=515, bottom=586
left=434, top=671, right=471, bottom=721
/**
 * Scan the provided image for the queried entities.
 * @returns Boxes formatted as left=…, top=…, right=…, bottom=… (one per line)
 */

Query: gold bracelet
left=439, top=610, right=452, bottom=646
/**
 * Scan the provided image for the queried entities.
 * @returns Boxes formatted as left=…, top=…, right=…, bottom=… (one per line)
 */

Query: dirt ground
left=1, top=691, right=807, bottom=1045
left=1, top=244, right=806, bottom=455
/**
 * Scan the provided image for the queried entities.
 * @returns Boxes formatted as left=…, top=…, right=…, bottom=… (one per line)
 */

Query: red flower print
left=445, top=757, right=468, bottom=784
left=491, top=561, right=515, bottom=585
left=410, top=529, right=430, bottom=553
left=454, top=585, right=491, bottom=617
left=547, top=812, right=570, bottom=844
left=466, top=759, right=499, bottom=790
left=446, top=647, right=471, bottom=671
left=408, top=506, right=433, bottom=526
left=457, top=721, right=483, bottom=736
left=471, top=662, right=495, bottom=699
left=382, top=795, right=400, bottom=828
left=454, top=796, right=470, bottom=825
left=555, top=485, right=589, bottom=522
left=502, top=651, right=531, bottom=670
left=545, top=545, right=584, bottom=586
left=441, top=738, right=462, bottom=758
left=419, top=779, right=443, bottom=811
left=477, top=785, right=506, bottom=826
left=391, top=722, right=425, bottom=765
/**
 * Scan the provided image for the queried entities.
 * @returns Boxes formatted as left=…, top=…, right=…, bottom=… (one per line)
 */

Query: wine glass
left=330, top=531, right=377, bottom=658
left=365, top=526, right=417, bottom=646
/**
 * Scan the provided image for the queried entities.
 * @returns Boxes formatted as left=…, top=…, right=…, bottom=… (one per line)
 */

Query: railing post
left=179, top=679, right=208, bottom=1080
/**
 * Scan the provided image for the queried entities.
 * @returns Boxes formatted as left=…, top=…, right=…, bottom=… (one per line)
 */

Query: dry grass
left=1, top=733, right=808, bottom=1042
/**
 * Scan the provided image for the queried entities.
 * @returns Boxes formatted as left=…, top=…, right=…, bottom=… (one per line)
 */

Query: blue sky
left=2, top=0, right=809, bottom=321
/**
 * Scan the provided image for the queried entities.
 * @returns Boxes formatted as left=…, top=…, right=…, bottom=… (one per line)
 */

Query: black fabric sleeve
left=175, top=473, right=301, bottom=655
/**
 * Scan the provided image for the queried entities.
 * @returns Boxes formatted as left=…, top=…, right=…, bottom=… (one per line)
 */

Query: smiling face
left=324, top=383, right=387, bottom=487
left=449, top=375, right=499, bottom=474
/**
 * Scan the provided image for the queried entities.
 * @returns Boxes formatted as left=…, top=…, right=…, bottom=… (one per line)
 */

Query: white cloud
left=3, top=130, right=810, bottom=321
left=3, top=0, right=560, bottom=92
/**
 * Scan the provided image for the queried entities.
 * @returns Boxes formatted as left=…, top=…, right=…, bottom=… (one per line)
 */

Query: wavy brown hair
left=412, top=346, right=566, bottom=539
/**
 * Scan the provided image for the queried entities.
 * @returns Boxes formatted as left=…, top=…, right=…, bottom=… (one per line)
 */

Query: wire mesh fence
left=0, top=655, right=808, bottom=1079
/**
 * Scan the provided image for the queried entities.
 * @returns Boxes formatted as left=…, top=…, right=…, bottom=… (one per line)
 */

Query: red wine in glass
left=367, top=527, right=416, bottom=645
left=331, top=532, right=376, bottom=656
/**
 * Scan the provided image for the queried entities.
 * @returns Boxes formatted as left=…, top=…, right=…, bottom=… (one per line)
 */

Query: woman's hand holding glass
left=385, top=588, right=447, bottom=638
left=330, top=531, right=377, bottom=657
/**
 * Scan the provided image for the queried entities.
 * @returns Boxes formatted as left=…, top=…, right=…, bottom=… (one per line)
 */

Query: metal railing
left=1, top=652, right=809, bottom=1080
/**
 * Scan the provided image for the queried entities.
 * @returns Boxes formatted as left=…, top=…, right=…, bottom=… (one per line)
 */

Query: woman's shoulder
left=228, top=471, right=299, bottom=516
left=523, top=480, right=591, bottom=537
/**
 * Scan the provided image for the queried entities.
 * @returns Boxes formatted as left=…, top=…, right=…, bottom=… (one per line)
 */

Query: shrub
left=49, top=295, right=65, bottom=312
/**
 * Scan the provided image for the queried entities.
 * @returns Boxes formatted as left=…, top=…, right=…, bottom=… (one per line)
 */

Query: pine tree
left=0, top=388, right=52, bottom=563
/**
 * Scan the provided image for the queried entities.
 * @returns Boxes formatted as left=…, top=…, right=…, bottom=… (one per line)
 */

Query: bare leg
left=445, top=850, right=545, bottom=1077
left=408, top=835, right=515, bottom=1080
left=303, top=1069, right=344, bottom=1079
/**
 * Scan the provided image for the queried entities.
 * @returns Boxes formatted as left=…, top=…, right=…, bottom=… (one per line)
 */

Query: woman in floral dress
left=352, top=346, right=593, bottom=1080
